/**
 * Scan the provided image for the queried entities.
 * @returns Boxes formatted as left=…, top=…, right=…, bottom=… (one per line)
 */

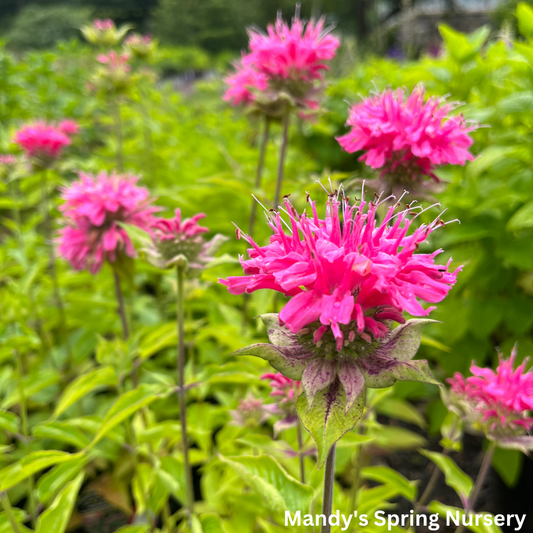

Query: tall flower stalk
left=143, top=209, right=226, bottom=523
left=112, top=267, right=129, bottom=340
left=221, top=187, right=461, bottom=521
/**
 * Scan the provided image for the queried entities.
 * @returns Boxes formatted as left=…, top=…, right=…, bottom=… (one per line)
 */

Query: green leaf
left=497, top=91, right=533, bottom=114
left=90, top=384, right=166, bottom=446
left=36, top=456, right=87, bottom=505
left=0, top=410, right=20, bottom=434
left=218, top=455, right=313, bottom=514
left=114, top=526, right=151, bottom=533
left=439, top=24, right=475, bottom=63
left=492, top=447, right=523, bottom=488
left=420, top=449, right=473, bottom=503
left=518, top=2, right=533, bottom=40
left=367, top=424, right=427, bottom=450
left=376, top=398, right=426, bottom=428
left=54, top=366, right=118, bottom=418
left=297, top=381, right=365, bottom=467
left=35, top=472, right=84, bottom=533
left=0, top=451, right=82, bottom=491
left=138, top=323, right=177, bottom=359
left=428, top=501, right=503, bottom=533
left=2, top=369, right=60, bottom=409
left=199, top=513, right=228, bottom=533
left=33, top=422, right=91, bottom=449
left=361, top=466, right=417, bottom=502
left=508, top=201, right=533, bottom=231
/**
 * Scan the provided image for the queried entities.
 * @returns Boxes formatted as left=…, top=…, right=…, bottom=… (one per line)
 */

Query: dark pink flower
left=223, top=62, right=268, bottom=106
left=57, top=120, right=80, bottom=137
left=448, top=349, right=533, bottom=439
left=337, top=86, right=477, bottom=182
left=58, top=172, right=158, bottom=274
left=221, top=192, right=460, bottom=351
left=262, top=372, right=302, bottom=435
left=14, top=122, right=71, bottom=161
left=245, top=16, right=339, bottom=84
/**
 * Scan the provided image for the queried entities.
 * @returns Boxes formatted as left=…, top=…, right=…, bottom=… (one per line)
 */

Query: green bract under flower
left=233, top=314, right=439, bottom=466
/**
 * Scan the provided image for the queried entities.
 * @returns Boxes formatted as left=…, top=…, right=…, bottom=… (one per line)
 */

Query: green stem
left=15, top=351, right=36, bottom=527
left=321, top=444, right=336, bottom=533
left=176, top=265, right=194, bottom=523
left=0, top=491, right=21, bottom=533
left=454, top=442, right=496, bottom=533
left=112, top=268, right=130, bottom=340
left=41, top=170, right=72, bottom=370
left=273, top=111, right=290, bottom=209
left=248, top=116, right=270, bottom=238
left=140, top=84, right=155, bottom=181
left=113, top=96, right=124, bottom=172
left=297, top=422, right=306, bottom=484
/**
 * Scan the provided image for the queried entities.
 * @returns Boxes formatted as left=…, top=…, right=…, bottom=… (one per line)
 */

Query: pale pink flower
left=337, top=86, right=477, bottom=182
left=97, top=51, right=131, bottom=72
left=448, top=349, right=533, bottom=438
left=147, top=209, right=226, bottom=270
left=262, top=372, right=302, bottom=435
left=229, top=396, right=271, bottom=427
left=58, top=172, right=158, bottom=274
left=93, top=19, right=114, bottom=31
left=223, top=62, right=268, bottom=106
left=57, top=120, right=80, bottom=137
left=0, top=155, right=17, bottom=166
left=221, top=192, right=460, bottom=351
left=14, top=122, right=71, bottom=161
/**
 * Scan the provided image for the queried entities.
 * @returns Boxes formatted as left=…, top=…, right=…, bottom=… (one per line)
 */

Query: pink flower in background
left=223, top=62, right=268, bottom=106
left=221, top=192, right=460, bottom=351
left=229, top=396, right=271, bottom=427
left=262, top=372, right=301, bottom=405
left=93, top=19, right=114, bottom=31
left=58, top=172, right=157, bottom=274
left=337, top=86, right=477, bottom=181
left=245, top=16, right=339, bottom=84
left=14, top=122, right=71, bottom=160
left=57, top=120, right=80, bottom=137
left=147, top=209, right=226, bottom=270
left=448, top=349, right=533, bottom=436
left=97, top=51, right=131, bottom=72
left=0, top=155, right=17, bottom=166
left=125, top=33, right=152, bottom=46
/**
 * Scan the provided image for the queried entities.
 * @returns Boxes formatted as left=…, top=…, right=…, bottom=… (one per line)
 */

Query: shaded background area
left=0, top=0, right=527, bottom=55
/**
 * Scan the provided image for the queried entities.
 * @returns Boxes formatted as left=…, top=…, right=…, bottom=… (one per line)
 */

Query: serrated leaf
left=35, top=473, right=84, bottom=533
left=420, top=449, right=473, bottom=504
left=297, top=380, right=365, bottom=467
left=218, top=455, right=312, bottom=514
left=53, top=366, right=118, bottom=418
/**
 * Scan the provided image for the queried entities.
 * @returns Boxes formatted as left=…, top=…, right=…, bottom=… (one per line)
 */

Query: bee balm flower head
left=262, top=372, right=302, bottom=435
left=146, top=209, right=227, bottom=271
left=14, top=122, right=72, bottom=167
left=81, top=19, right=132, bottom=46
left=337, top=86, right=477, bottom=198
left=224, top=13, right=339, bottom=117
left=221, top=187, right=461, bottom=465
left=446, top=348, right=533, bottom=452
left=58, top=172, right=158, bottom=274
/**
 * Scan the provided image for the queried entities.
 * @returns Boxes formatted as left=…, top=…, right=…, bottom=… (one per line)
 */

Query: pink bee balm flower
left=97, top=51, right=131, bottom=71
left=221, top=192, right=460, bottom=351
left=57, top=120, right=80, bottom=137
left=14, top=122, right=71, bottom=162
left=94, top=19, right=114, bottom=31
left=147, top=209, right=226, bottom=271
left=58, top=172, right=158, bottom=274
left=229, top=396, right=271, bottom=428
left=262, top=372, right=302, bottom=435
left=447, top=349, right=533, bottom=447
left=223, top=62, right=268, bottom=106
left=337, top=86, right=477, bottom=188
left=223, top=188, right=458, bottom=466
left=245, top=16, right=339, bottom=84
left=0, top=155, right=17, bottom=166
